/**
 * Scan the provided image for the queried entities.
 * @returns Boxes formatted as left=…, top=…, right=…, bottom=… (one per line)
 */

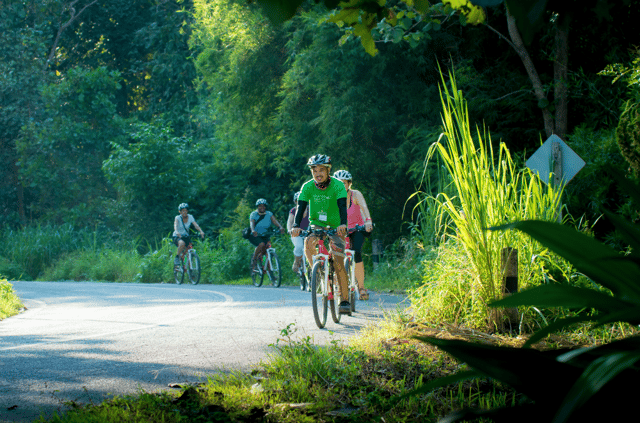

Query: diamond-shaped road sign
left=526, top=134, right=585, bottom=185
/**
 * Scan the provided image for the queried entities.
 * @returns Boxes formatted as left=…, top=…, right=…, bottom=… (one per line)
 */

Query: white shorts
left=290, top=236, right=304, bottom=257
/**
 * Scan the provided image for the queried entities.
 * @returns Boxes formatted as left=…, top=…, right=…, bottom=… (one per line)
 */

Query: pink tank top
left=347, top=191, right=364, bottom=229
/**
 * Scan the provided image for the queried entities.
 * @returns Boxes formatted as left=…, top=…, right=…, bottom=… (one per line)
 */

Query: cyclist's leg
left=292, top=236, right=304, bottom=272
left=173, top=236, right=186, bottom=265
left=329, top=233, right=348, bottom=303
left=304, top=236, right=319, bottom=269
left=248, top=235, right=263, bottom=269
left=351, top=232, right=367, bottom=293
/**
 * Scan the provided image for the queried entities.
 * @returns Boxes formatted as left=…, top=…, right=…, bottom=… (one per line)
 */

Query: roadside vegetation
left=0, top=279, right=23, bottom=320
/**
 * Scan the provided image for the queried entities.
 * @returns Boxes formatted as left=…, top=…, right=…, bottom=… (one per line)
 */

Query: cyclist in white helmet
left=172, top=203, right=205, bottom=266
left=249, top=198, right=285, bottom=271
left=287, top=191, right=309, bottom=272
left=333, top=170, right=373, bottom=300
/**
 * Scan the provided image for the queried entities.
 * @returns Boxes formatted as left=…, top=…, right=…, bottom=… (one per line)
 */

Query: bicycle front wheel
left=174, top=262, right=185, bottom=285
left=345, top=256, right=356, bottom=313
left=252, top=256, right=265, bottom=287
left=268, top=252, right=281, bottom=288
left=310, top=261, right=328, bottom=329
left=187, top=251, right=201, bottom=285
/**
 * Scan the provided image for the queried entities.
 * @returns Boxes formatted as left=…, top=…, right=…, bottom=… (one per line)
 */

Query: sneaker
left=359, top=289, right=369, bottom=301
left=338, top=301, right=351, bottom=314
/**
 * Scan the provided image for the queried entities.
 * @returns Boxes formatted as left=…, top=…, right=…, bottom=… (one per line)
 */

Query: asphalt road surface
left=0, top=281, right=406, bottom=422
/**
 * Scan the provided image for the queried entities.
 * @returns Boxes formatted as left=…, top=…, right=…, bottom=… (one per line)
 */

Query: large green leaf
left=494, top=221, right=640, bottom=302
left=414, top=336, right=580, bottom=402
left=554, top=350, right=640, bottom=423
left=491, top=284, right=635, bottom=312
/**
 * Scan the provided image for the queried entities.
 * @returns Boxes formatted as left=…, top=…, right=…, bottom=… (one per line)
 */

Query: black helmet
left=307, top=154, right=331, bottom=167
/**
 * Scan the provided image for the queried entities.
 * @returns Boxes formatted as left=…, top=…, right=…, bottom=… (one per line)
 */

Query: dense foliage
left=1, top=0, right=638, bottom=282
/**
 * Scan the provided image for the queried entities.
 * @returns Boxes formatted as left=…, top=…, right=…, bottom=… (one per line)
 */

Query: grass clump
left=0, top=279, right=23, bottom=320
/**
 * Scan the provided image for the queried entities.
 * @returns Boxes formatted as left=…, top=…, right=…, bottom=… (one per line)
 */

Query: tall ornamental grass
left=411, top=73, right=564, bottom=330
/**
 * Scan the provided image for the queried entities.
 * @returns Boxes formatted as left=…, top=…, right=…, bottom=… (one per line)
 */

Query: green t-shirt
left=298, top=177, right=347, bottom=228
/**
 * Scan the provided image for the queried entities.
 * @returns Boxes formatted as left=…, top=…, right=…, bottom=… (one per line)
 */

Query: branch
left=505, top=7, right=554, bottom=138
left=44, top=0, right=99, bottom=71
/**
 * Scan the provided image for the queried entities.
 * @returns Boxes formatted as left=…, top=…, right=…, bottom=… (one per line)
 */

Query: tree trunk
left=554, top=15, right=570, bottom=140
left=506, top=8, right=554, bottom=138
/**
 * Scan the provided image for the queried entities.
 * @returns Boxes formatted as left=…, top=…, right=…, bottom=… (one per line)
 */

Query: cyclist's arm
left=174, top=216, right=181, bottom=238
left=286, top=212, right=295, bottom=233
left=250, top=218, right=257, bottom=234
left=337, top=197, right=347, bottom=227
left=192, top=220, right=205, bottom=236
left=294, top=201, right=308, bottom=228
left=353, top=190, right=373, bottom=229
left=271, top=215, right=285, bottom=233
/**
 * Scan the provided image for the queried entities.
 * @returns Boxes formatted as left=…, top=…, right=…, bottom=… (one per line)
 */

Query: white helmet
left=178, top=202, right=189, bottom=211
left=255, top=198, right=268, bottom=206
left=333, top=170, right=352, bottom=181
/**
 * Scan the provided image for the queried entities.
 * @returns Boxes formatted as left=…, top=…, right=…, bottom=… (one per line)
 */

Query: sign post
left=526, top=134, right=586, bottom=221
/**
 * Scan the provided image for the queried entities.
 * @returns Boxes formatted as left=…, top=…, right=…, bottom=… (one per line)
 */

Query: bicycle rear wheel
left=345, top=256, right=356, bottom=313
left=252, top=255, right=265, bottom=287
left=310, top=261, right=328, bottom=329
left=299, top=255, right=308, bottom=291
left=268, top=252, right=281, bottom=287
left=174, top=262, right=185, bottom=285
left=329, top=265, right=341, bottom=324
left=187, top=251, right=201, bottom=285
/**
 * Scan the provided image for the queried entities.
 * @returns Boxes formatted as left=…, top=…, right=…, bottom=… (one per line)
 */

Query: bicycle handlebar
left=348, top=223, right=375, bottom=234
left=299, top=227, right=338, bottom=238
left=255, top=227, right=282, bottom=237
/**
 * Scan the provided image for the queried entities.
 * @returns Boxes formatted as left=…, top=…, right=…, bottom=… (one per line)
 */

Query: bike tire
left=298, top=268, right=306, bottom=291
left=187, top=251, right=201, bottom=285
left=311, top=261, right=328, bottom=329
left=174, top=263, right=185, bottom=285
left=252, top=255, right=265, bottom=287
left=268, top=252, right=282, bottom=288
left=345, top=257, right=356, bottom=313
left=329, top=270, right=341, bottom=323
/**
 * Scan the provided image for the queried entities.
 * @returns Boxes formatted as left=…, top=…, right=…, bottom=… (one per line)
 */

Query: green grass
left=0, top=279, right=24, bottom=320
left=33, top=319, right=521, bottom=422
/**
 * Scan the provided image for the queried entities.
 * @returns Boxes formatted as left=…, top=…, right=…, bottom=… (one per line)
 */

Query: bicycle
left=344, top=224, right=369, bottom=313
left=174, top=234, right=202, bottom=285
left=250, top=229, right=281, bottom=288
left=301, top=227, right=348, bottom=329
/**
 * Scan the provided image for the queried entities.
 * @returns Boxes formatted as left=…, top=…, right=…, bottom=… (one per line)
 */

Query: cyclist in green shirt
left=291, top=154, right=351, bottom=314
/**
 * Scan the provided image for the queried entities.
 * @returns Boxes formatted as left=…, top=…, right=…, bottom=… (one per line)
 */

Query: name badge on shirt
left=318, top=212, right=328, bottom=222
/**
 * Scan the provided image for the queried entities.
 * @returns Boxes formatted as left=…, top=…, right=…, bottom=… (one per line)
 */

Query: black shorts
left=248, top=234, right=270, bottom=247
left=173, top=235, right=192, bottom=247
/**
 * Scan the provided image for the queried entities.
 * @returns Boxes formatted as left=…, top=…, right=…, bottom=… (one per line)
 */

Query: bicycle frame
left=311, top=239, right=331, bottom=299
left=257, top=240, right=277, bottom=274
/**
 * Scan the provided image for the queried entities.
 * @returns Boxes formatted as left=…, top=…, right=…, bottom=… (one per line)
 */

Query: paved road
left=0, top=281, right=406, bottom=422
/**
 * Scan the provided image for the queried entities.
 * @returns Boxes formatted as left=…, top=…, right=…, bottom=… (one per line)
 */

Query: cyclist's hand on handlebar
left=291, top=227, right=301, bottom=237
left=337, top=224, right=347, bottom=237
left=199, top=231, right=205, bottom=239
left=365, top=222, right=373, bottom=232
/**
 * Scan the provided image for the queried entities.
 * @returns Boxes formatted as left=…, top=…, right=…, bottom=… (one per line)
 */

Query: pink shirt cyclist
left=333, top=170, right=373, bottom=300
